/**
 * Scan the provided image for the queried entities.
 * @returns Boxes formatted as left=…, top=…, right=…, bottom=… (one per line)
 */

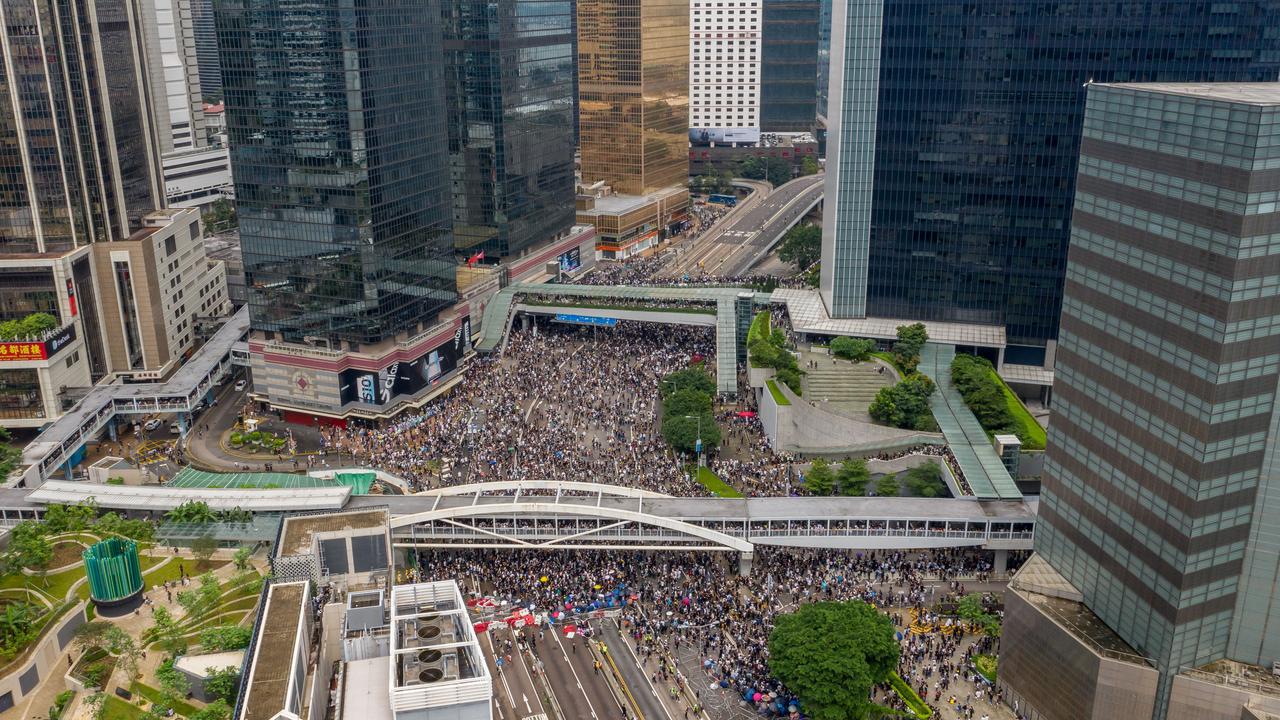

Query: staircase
left=801, top=360, right=894, bottom=411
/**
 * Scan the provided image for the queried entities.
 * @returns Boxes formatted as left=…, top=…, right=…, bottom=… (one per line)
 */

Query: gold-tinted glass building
left=578, top=0, right=689, bottom=196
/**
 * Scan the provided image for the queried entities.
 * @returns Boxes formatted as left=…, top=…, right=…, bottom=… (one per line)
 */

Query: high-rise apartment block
left=689, top=0, right=761, bottom=136
left=821, top=0, right=1280, bottom=362
left=443, top=0, right=577, bottom=258
left=1002, top=83, right=1280, bottom=720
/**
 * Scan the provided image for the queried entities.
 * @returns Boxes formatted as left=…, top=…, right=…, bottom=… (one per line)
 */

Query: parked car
left=234, top=380, right=247, bottom=392
left=169, top=422, right=181, bottom=434
left=143, top=418, right=162, bottom=431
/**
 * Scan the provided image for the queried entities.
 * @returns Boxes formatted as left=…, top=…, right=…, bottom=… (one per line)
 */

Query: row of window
left=1075, top=191, right=1280, bottom=261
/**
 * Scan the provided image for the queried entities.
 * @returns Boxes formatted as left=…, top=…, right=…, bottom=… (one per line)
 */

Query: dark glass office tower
left=216, top=0, right=458, bottom=346
left=1002, top=83, right=1280, bottom=720
left=822, top=0, right=1280, bottom=359
left=191, top=0, right=222, bottom=101
left=0, top=0, right=164, bottom=252
left=816, top=0, right=829, bottom=119
left=759, top=0, right=818, bottom=132
left=442, top=0, right=576, bottom=258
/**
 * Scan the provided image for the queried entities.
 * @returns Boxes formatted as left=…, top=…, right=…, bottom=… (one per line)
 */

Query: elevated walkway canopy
left=476, top=283, right=766, bottom=394
left=918, top=344, right=1023, bottom=500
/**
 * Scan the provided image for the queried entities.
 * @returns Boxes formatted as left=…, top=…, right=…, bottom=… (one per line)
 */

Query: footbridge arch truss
left=389, top=490, right=754, bottom=555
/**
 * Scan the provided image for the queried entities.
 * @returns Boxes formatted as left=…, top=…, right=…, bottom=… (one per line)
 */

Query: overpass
left=475, top=283, right=767, bottom=394
left=15, top=306, right=250, bottom=487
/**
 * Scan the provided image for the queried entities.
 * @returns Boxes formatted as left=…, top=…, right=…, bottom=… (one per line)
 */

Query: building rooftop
left=388, top=582, right=491, bottom=712
left=242, top=582, right=308, bottom=720
left=579, top=186, right=687, bottom=215
left=772, top=288, right=1007, bottom=348
left=341, top=658, right=393, bottom=720
left=278, top=508, right=389, bottom=557
left=1189, top=659, right=1280, bottom=699
left=175, top=650, right=246, bottom=679
left=27, top=479, right=349, bottom=513
left=1092, top=82, right=1280, bottom=106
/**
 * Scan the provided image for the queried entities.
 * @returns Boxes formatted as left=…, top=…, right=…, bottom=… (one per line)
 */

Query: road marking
left=522, top=715, right=549, bottom=720
left=553, top=630, right=600, bottom=719
left=484, top=633, right=517, bottom=710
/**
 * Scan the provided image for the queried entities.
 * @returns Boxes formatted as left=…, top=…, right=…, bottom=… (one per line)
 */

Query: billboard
left=339, top=316, right=471, bottom=407
left=0, top=323, right=76, bottom=362
left=689, top=127, right=761, bottom=146
left=558, top=247, right=581, bottom=273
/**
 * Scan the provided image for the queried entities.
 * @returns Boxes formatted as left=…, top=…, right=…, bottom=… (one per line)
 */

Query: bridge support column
left=521, top=314, right=531, bottom=332
left=176, top=412, right=189, bottom=437
left=738, top=551, right=754, bottom=577
left=106, top=421, right=118, bottom=442
left=993, top=549, right=1008, bottom=577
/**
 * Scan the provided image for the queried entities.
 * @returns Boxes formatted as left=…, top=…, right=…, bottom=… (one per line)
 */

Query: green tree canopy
left=800, top=155, right=820, bottom=176
left=204, top=667, right=242, bottom=704
left=778, top=224, right=821, bottom=272
left=659, top=368, right=716, bottom=399
left=875, top=473, right=900, bottom=497
left=893, top=323, right=929, bottom=372
left=767, top=601, right=900, bottom=720
left=904, top=461, right=947, bottom=498
left=868, top=374, right=936, bottom=431
left=837, top=459, right=870, bottom=496
left=830, top=337, right=874, bottom=362
left=199, top=624, right=253, bottom=652
left=661, top=414, right=721, bottom=455
left=663, top=388, right=713, bottom=419
left=804, top=459, right=835, bottom=495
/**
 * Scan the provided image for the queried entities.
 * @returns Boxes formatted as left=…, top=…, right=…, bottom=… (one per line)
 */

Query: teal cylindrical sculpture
left=83, top=538, right=143, bottom=607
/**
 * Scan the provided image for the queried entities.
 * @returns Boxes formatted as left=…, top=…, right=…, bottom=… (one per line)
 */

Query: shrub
left=830, top=337, right=875, bottom=362
left=889, top=672, right=933, bottom=719
left=973, top=654, right=998, bottom=682
left=869, top=374, right=936, bottom=431
left=748, top=321, right=803, bottom=395
left=893, top=323, right=928, bottom=373
left=904, top=461, right=947, bottom=497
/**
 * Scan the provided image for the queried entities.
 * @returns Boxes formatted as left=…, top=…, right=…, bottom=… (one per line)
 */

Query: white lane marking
left=553, top=630, right=600, bottom=720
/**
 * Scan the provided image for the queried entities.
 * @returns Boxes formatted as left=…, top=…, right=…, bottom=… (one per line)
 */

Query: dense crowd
left=419, top=547, right=1014, bottom=720
left=321, top=322, right=798, bottom=496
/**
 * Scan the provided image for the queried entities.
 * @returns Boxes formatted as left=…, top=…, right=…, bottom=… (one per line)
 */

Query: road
left=599, top=618, right=674, bottom=720
left=485, top=626, right=553, bottom=720
left=661, top=179, right=772, bottom=277
left=662, top=174, right=824, bottom=279
left=482, top=621, right=631, bottom=720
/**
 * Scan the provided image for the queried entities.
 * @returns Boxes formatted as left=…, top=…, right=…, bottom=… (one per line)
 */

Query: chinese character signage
left=0, top=323, right=76, bottom=362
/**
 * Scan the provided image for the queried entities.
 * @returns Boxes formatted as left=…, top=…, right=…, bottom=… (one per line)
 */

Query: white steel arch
left=389, top=501, right=754, bottom=554
left=415, top=481, right=670, bottom=499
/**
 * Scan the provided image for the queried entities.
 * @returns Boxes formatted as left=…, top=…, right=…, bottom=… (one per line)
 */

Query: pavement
left=662, top=174, right=824, bottom=279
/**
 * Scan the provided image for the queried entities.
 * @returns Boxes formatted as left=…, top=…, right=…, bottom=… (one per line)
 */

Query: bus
left=707, top=193, right=737, bottom=207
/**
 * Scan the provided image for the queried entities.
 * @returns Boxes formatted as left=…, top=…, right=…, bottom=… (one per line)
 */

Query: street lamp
left=683, top=415, right=704, bottom=467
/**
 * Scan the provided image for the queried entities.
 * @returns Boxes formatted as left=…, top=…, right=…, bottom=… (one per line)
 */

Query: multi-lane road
left=483, top=619, right=669, bottom=720
left=662, top=173, right=824, bottom=278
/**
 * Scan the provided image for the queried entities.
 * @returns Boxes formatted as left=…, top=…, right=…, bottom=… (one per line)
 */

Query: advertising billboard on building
left=0, top=323, right=77, bottom=362
left=689, top=128, right=761, bottom=146
left=339, top=317, right=471, bottom=407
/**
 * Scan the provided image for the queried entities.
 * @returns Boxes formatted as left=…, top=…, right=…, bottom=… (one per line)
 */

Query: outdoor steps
left=801, top=362, right=892, bottom=401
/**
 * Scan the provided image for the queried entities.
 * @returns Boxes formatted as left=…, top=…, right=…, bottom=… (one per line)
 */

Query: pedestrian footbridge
left=370, top=482, right=1037, bottom=560
left=474, top=283, right=767, bottom=394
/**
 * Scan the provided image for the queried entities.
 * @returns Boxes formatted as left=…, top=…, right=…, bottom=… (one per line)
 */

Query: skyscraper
left=191, top=0, right=222, bottom=101
left=216, top=0, right=458, bottom=346
left=578, top=0, right=689, bottom=196
left=689, top=0, right=761, bottom=138
left=1002, top=83, right=1280, bottom=720
left=759, top=0, right=817, bottom=132
left=821, top=0, right=1280, bottom=362
left=139, top=0, right=208, bottom=153
left=442, top=0, right=577, bottom=258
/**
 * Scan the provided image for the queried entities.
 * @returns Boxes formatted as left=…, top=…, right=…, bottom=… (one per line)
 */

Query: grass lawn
left=989, top=369, right=1047, bottom=450
left=131, top=681, right=200, bottom=717
left=103, top=694, right=149, bottom=720
left=693, top=466, right=744, bottom=498
left=765, top=379, right=790, bottom=406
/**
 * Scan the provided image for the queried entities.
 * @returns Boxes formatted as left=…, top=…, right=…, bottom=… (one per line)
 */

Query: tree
left=868, top=374, right=936, bottom=431
left=767, top=601, right=900, bottom=720
left=904, top=461, right=947, bottom=498
left=804, top=459, right=835, bottom=496
left=74, top=621, right=116, bottom=653
left=830, top=337, right=874, bottom=362
left=836, top=459, right=870, bottom=496
left=151, top=606, right=187, bottom=655
left=41, top=502, right=98, bottom=534
left=663, top=388, right=713, bottom=419
left=167, top=501, right=216, bottom=524
left=155, top=658, right=190, bottom=714
left=192, top=534, right=218, bottom=566
left=661, top=413, right=721, bottom=455
left=177, top=572, right=222, bottom=621
left=659, top=368, right=716, bottom=399
left=778, top=223, right=821, bottom=272
left=956, top=593, right=1002, bottom=637
left=950, top=354, right=1014, bottom=432
left=199, top=624, right=253, bottom=652
left=191, top=700, right=233, bottom=720
left=204, top=666, right=242, bottom=704
left=83, top=692, right=106, bottom=720
left=875, top=473, right=899, bottom=497
left=800, top=155, right=820, bottom=176
left=765, top=157, right=792, bottom=185
left=233, top=545, right=253, bottom=571
left=893, top=323, right=929, bottom=373
left=737, top=157, right=767, bottom=181
left=0, top=428, right=22, bottom=483
left=103, top=626, right=142, bottom=679
left=7, top=522, right=52, bottom=585
left=202, top=198, right=237, bottom=234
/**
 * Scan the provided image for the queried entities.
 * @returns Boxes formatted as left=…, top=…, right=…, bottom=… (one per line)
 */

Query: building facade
left=758, top=0, right=817, bottom=132
left=216, top=0, right=458, bottom=349
left=1006, top=83, right=1280, bottom=719
left=442, top=0, right=577, bottom=258
left=579, top=0, right=689, bottom=196
left=820, top=0, right=1280, bottom=363
left=190, top=0, right=222, bottom=101
left=689, top=0, right=761, bottom=137
left=139, top=0, right=207, bottom=154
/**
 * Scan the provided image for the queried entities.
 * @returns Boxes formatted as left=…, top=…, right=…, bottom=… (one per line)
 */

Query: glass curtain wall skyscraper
left=442, top=0, right=577, bottom=258
left=578, top=0, right=688, bottom=196
left=216, top=0, right=458, bottom=346
left=821, top=0, right=1280, bottom=361
left=759, top=0, right=818, bottom=132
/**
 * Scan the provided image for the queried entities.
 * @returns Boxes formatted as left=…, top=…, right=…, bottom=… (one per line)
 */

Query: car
left=169, top=422, right=181, bottom=434
left=143, top=419, right=162, bottom=432
left=234, top=380, right=247, bottom=392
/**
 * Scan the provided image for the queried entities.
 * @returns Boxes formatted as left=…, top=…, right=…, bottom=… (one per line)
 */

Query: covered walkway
left=918, top=344, right=1023, bottom=500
